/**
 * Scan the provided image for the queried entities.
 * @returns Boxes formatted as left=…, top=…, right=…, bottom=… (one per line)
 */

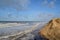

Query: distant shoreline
left=0, top=21, right=46, bottom=23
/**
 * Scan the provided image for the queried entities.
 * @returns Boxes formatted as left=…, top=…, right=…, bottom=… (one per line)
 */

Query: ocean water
left=0, top=21, right=47, bottom=40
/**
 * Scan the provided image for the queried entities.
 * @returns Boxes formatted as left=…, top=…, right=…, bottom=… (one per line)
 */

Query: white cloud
left=48, top=1, right=55, bottom=8
left=42, top=0, right=56, bottom=8
left=42, top=0, right=48, bottom=6
left=53, top=0, right=56, bottom=1
left=0, top=0, right=30, bottom=10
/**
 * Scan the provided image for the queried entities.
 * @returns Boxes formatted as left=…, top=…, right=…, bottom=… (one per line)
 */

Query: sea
left=0, top=21, right=47, bottom=40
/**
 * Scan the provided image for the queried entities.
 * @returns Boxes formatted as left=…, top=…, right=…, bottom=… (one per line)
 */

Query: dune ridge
left=39, top=18, right=60, bottom=40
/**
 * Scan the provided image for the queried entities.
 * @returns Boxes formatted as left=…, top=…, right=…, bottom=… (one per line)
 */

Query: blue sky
left=0, top=0, right=60, bottom=21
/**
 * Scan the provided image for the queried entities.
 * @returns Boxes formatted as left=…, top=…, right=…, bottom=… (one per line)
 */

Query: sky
left=0, top=0, right=60, bottom=21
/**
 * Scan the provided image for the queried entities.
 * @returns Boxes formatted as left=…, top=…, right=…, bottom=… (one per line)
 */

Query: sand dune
left=39, top=18, right=60, bottom=40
